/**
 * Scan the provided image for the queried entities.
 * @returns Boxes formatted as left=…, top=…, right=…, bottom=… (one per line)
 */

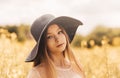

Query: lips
left=56, top=43, right=64, bottom=47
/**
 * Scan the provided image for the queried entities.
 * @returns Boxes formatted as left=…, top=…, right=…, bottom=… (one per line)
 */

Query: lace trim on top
left=55, top=64, right=72, bottom=71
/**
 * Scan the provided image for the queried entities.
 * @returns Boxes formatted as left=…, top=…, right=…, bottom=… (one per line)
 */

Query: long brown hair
left=33, top=24, right=85, bottom=78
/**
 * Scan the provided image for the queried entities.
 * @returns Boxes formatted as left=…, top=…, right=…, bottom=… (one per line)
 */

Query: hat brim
left=25, top=16, right=83, bottom=62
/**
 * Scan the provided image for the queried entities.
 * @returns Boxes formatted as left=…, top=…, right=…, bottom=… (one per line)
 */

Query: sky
left=0, top=0, right=120, bottom=35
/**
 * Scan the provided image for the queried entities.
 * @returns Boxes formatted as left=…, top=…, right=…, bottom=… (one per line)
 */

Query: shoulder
left=27, top=63, right=46, bottom=78
left=27, top=68, right=41, bottom=78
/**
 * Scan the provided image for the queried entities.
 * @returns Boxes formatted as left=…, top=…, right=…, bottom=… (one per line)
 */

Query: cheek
left=61, top=34, right=67, bottom=43
left=47, top=41, right=55, bottom=51
left=47, top=42, right=52, bottom=49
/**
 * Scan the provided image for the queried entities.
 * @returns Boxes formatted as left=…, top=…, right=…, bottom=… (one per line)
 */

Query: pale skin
left=46, top=24, right=70, bottom=68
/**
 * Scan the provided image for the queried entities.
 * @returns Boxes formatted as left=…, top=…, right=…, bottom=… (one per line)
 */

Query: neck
left=50, top=52, right=70, bottom=68
left=51, top=53, right=64, bottom=65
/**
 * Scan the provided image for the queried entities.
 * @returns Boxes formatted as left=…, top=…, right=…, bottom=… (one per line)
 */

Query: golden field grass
left=73, top=46, right=120, bottom=78
left=0, top=38, right=120, bottom=78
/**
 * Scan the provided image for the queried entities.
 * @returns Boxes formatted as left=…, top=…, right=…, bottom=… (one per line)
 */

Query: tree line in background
left=0, top=24, right=31, bottom=42
left=0, top=24, right=120, bottom=48
left=72, top=25, right=120, bottom=48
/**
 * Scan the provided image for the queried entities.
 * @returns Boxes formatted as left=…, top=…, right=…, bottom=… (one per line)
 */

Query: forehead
left=47, top=24, right=60, bottom=32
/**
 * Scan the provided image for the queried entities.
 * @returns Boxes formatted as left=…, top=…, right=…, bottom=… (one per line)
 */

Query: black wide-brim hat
left=25, top=14, right=83, bottom=62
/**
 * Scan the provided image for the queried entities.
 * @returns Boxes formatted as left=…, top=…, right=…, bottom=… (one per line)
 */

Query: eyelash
left=58, top=30, right=63, bottom=34
left=47, top=36, right=53, bottom=39
left=47, top=30, right=63, bottom=39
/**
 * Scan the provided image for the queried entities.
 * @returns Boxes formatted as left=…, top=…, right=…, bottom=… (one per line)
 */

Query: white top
left=27, top=64, right=82, bottom=78
left=56, top=65, right=82, bottom=78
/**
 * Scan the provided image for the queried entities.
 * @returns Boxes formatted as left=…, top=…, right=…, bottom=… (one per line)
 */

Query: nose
left=54, top=35, right=59, bottom=42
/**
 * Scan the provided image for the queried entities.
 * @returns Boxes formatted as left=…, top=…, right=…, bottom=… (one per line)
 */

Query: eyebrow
left=47, top=28, right=61, bottom=34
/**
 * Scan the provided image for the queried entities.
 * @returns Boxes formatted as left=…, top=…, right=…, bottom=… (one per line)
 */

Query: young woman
left=25, top=14, right=85, bottom=78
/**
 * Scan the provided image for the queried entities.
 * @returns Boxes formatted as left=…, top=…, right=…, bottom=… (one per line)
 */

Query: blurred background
left=0, top=0, right=120, bottom=78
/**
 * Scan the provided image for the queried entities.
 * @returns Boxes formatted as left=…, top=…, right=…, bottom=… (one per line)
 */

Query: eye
left=47, top=35, right=53, bottom=39
left=58, top=30, right=63, bottom=34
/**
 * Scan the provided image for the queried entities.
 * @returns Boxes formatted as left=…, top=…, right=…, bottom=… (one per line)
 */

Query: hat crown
left=31, top=14, right=55, bottom=41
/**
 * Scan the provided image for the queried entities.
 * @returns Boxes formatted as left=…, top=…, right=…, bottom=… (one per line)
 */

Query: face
left=46, top=24, right=67, bottom=54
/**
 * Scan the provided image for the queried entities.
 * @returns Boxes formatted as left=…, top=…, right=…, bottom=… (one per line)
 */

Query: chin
left=58, top=48, right=66, bottom=53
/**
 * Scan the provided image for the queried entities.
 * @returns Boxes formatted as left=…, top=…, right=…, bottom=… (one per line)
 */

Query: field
left=73, top=46, right=120, bottom=78
left=0, top=38, right=120, bottom=78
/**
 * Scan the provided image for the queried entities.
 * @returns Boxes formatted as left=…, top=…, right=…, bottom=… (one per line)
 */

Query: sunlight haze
left=0, top=0, right=120, bottom=35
